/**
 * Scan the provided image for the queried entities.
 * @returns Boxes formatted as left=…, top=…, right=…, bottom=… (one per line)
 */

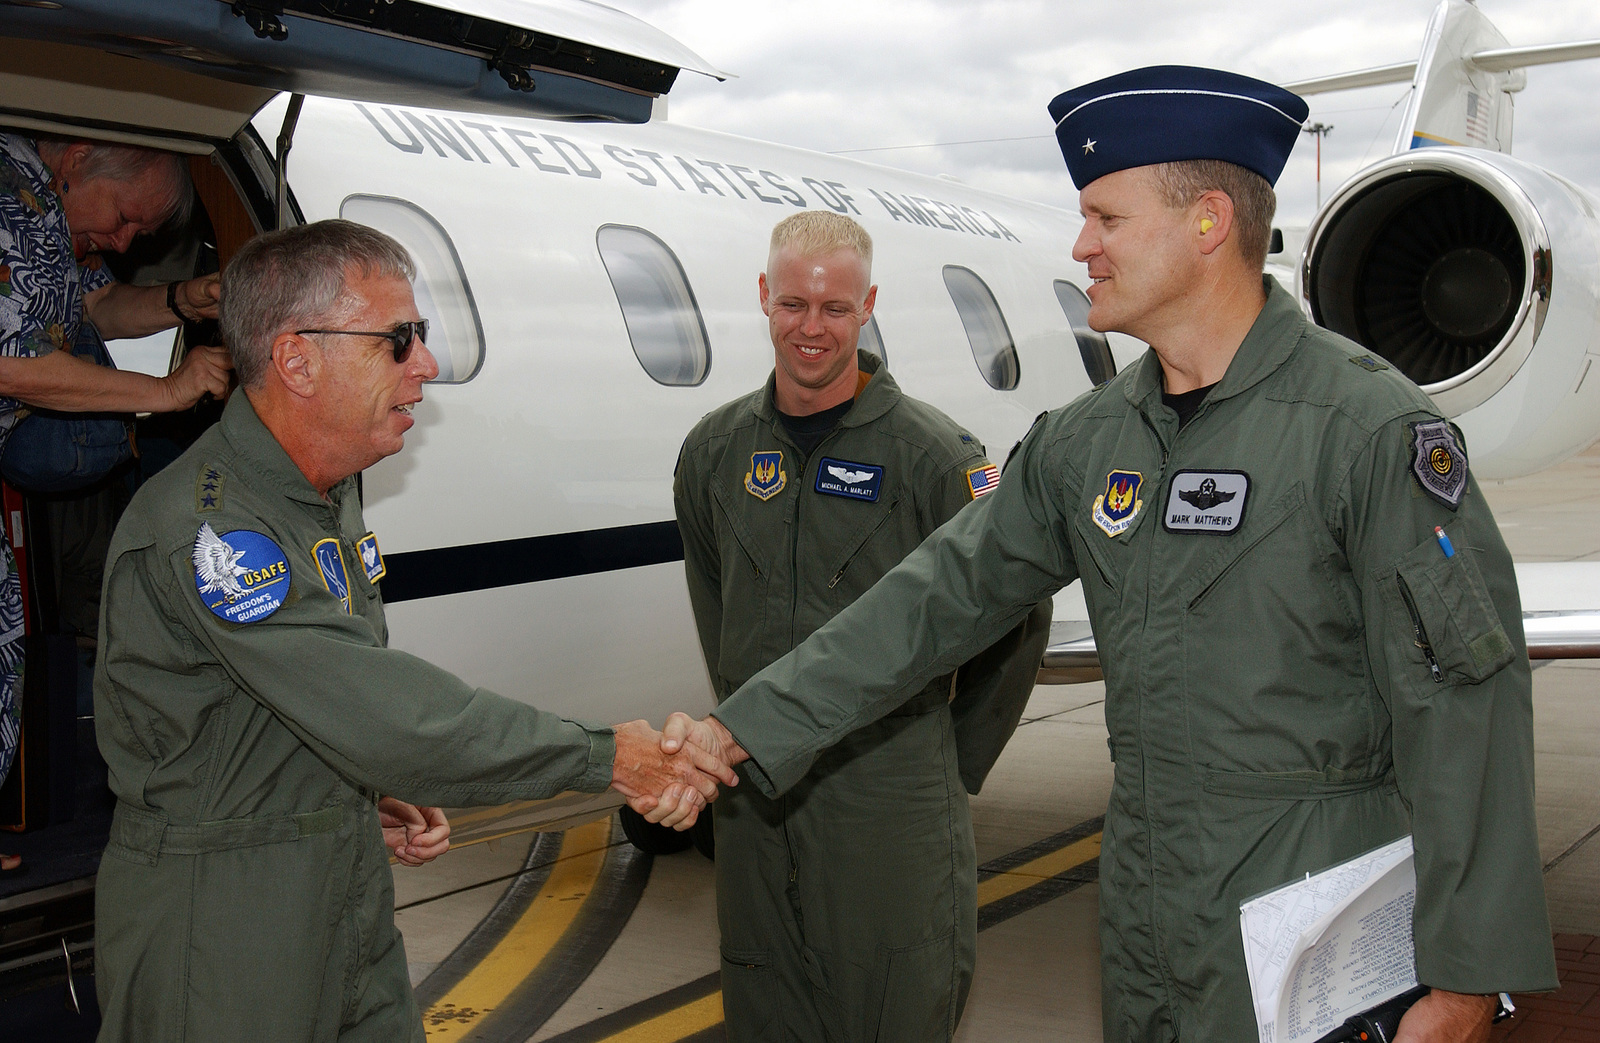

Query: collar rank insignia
left=1163, top=470, right=1250, bottom=534
left=1092, top=470, right=1143, bottom=537
left=193, top=523, right=290, bottom=624
left=356, top=532, right=385, bottom=583
left=815, top=457, right=883, bottom=502
left=313, top=538, right=353, bottom=614
left=966, top=462, right=1001, bottom=500
left=196, top=465, right=224, bottom=513
left=746, top=450, right=786, bottom=501
left=1409, top=419, right=1468, bottom=510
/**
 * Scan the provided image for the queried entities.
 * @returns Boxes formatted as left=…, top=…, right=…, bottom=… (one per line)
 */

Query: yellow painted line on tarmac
left=576, top=830, right=1106, bottom=1043
left=975, top=832, right=1102, bottom=907
left=422, top=817, right=613, bottom=1040
left=594, top=992, right=726, bottom=1043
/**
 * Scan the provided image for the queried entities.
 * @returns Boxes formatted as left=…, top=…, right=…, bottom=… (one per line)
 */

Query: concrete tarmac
left=392, top=441, right=1600, bottom=1042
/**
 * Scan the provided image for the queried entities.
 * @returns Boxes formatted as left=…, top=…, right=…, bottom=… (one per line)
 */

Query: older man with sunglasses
left=91, top=219, right=734, bottom=1042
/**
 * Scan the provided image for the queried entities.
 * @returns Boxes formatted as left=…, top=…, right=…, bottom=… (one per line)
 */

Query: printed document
left=1240, top=835, right=1418, bottom=1043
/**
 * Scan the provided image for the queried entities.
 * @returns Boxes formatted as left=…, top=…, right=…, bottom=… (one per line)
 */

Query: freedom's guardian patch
left=356, top=532, right=385, bottom=583
left=193, top=524, right=290, bottom=624
left=746, top=451, right=786, bottom=501
left=1163, top=471, right=1249, bottom=533
left=1409, top=419, right=1468, bottom=510
left=313, top=538, right=352, bottom=613
left=1092, top=470, right=1143, bottom=537
left=966, top=463, right=1001, bottom=500
left=815, top=458, right=883, bottom=502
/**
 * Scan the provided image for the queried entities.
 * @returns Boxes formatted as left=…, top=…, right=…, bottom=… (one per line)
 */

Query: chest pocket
left=819, top=495, right=902, bottom=593
left=1180, top=481, right=1309, bottom=610
left=710, top=482, right=771, bottom=581
left=1071, top=511, right=1129, bottom=593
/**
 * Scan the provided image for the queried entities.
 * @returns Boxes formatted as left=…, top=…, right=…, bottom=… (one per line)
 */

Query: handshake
left=609, top=713, right=750, bottom=830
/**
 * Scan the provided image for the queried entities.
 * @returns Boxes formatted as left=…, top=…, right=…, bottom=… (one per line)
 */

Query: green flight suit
left=674, top=352, right=1050, bottom=1042
left=92, top=393, right=616, bottom=1042
left=713, top=285, right=1557, bottom=1041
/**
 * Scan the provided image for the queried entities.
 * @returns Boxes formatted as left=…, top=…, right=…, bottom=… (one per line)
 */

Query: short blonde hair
left=768, top=211, right=872, bottom=276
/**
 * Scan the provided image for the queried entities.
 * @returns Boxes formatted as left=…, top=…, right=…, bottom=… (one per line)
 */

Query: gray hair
left=36, top=137, right=193, bottom=227
left=1146, top=159, right=1277, bottom=270
left=221, top=219, right=415, bottom=390
left=768, top=210, right=873, bottom=277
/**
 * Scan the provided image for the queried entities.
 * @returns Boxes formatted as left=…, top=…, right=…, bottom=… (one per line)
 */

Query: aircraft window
left=597, top=225, right=711, bottom=387
left=942, top=266, right=1019, bottom=390
left=339, top=195, right=485, bottom=383
left=1053, top=280, right=1117, bottom=386
left=859, top=314, right=887, bottom=365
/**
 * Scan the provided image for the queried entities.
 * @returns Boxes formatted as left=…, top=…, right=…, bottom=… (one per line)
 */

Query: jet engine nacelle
left=1301, top=148, right=1600, bottom=479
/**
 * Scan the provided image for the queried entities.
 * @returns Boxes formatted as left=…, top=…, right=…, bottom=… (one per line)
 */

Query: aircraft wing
left=1040, top=562, right=1600, bottom=683
left=1284, top=40, right=1600, bottom=96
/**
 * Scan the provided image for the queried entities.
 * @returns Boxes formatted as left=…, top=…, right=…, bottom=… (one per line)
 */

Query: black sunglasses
left=295, top=320, right=428, bottom=364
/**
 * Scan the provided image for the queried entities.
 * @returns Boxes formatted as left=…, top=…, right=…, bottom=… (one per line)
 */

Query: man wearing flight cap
left=661, top=65, right=1556, bottom=1041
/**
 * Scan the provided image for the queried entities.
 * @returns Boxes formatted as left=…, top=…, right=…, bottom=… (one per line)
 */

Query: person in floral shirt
left=0, top=134, right=232, bottom=871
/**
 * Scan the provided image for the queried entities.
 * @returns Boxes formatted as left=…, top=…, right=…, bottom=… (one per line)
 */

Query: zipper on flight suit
left=827, top=499, right=900, bottom=588
left=1396, top=575, right=1444, bottom=683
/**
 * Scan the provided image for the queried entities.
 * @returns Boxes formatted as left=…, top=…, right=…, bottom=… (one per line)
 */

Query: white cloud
left=611, top=0, right=1600, bottom=224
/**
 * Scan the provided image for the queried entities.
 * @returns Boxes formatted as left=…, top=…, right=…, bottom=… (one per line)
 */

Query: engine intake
left=1301, top=148, right=1600, bottom=478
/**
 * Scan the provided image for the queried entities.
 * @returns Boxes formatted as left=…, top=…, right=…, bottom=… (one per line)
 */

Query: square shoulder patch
left=966, top=462, right=1000, bottom=500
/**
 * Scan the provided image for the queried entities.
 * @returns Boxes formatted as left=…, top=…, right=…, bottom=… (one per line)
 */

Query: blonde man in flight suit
left=673, top=211, right=1050, bottom=1041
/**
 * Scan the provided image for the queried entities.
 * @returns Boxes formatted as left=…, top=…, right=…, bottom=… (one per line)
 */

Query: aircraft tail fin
left=1284, top=0, right=1600, bottom=157
left=1394, top=0, right=1523, bottom=155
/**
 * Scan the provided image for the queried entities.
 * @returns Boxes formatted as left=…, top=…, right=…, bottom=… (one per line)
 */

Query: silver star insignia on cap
left=1082, top=138, right=1097, bottom=154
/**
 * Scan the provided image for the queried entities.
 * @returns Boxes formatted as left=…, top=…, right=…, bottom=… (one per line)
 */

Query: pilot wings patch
left=814, top=457, right=883, bottom=502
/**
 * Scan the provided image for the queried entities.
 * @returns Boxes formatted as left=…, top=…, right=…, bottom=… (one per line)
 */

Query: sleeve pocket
left=1393, top=532, right=1516, bottom=685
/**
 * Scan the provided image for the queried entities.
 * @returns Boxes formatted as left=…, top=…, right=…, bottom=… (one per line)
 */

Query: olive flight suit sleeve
left=673, top=440, right=724, bottom=694
left=924, top=449, right=1053, bottom=795
left=715, top=421, right=1078, bottom=797
left=1342, top=415, right=1557, bottom=995
left=99, top=530, right=617, bottom=809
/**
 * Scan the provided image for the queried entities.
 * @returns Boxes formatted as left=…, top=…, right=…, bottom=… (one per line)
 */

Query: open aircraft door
left=0, top=0, right=724, bottom=973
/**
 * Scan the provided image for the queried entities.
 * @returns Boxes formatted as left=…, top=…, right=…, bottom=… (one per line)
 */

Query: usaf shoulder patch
left=1409, top=419, right=1468, bottom=510
left=815, top=457, right=883, bottom=502
left=1163, top=470, right=1249, bottom=534
left=193, top=524, right=290, bottom=624
left=313, top=538, right=353, bottom=614
left=966, top=462, right=1001, bottom=500
left=1349, top=354, right=1389, bottom=373
left=1092, top=470, right=1143, bottom=537
left=746, top=450, right=786, bottom=501
left=356, top=532, right=385, bottom=583
left=195, top=465, right=224, bottom=513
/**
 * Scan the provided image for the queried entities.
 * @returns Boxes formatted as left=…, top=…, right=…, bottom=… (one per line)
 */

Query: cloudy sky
left=607, top=0, right=1600, bottom=227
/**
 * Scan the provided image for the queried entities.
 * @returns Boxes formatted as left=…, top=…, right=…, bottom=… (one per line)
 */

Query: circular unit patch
left=193, top=523, right=292, bottom=624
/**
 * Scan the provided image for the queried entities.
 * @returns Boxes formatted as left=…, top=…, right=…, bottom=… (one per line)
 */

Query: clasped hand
left=610, top=716, right=748, bottom=830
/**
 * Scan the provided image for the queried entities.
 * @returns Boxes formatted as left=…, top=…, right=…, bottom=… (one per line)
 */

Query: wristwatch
left=166, top=281, right=186, bottom=323
left=1494, top=993, right=1516, bottom=1023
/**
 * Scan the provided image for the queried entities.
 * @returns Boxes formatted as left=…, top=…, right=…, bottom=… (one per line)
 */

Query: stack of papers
left=1239, top=835, right=1419, bottom=1043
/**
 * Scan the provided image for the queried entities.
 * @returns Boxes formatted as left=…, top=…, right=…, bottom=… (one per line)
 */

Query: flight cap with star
left=1048, top=65, right=1309, bottom=190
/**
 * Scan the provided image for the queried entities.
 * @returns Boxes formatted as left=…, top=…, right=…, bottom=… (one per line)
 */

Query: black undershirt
left=1163, top=383, right=1216, bottom=430
left=778, top=398, right=854, bottom=459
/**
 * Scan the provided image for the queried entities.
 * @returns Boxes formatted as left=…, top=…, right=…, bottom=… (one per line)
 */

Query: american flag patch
left=966, top=463, right=1001, bottom=499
